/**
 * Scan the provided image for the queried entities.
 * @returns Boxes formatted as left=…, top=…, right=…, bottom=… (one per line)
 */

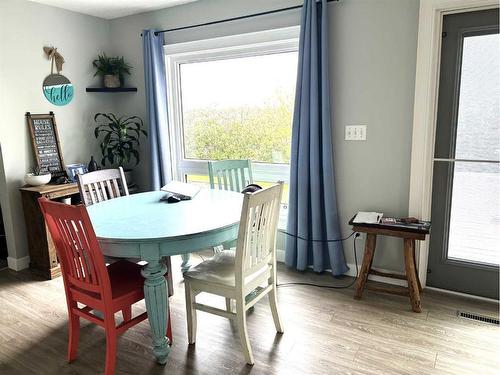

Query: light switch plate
left=345, top=125, right=367, bottom=141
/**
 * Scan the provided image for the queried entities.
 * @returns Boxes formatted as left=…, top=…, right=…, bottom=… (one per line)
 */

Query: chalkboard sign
left=26, top=112, right=66, bottom=178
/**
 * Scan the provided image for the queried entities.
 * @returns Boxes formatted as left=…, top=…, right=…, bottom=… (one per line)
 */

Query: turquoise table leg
left=181, top=253, right=191, bottom=273
left=141, top=260, right=170, bottom=364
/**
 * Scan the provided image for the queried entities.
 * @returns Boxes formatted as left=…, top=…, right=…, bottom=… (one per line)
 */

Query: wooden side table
left=20, top=183, right=80, bottom=279
left=349, top=217, right=430, bottom=313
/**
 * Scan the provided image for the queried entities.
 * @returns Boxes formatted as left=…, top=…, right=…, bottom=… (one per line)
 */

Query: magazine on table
left=161, top=181, right=201, bottom=200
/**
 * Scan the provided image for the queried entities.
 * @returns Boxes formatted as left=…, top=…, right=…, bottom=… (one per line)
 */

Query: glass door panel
left=447, top=32, right=500, bottom=266
left=448, top=162, right=500, bottom=265
left=455, top=33, right=499, bottom=161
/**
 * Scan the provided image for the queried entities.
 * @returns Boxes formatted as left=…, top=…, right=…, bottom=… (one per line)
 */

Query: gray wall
left=0, top=0, right=417, bottom=273
left=109, top=0, right=420, bottom=274
left=0, top=0, right=114, bottom=262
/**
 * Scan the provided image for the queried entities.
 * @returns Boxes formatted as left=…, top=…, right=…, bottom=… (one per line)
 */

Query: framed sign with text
left=26, top=112, right=66, bottom=179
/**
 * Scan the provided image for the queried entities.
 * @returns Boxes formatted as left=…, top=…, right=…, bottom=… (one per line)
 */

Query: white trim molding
left=7, top=256, right=30, bottom=271
left=278, top=247, right=499, bottom=300
left=409, top=0, right=499, bottom=287
left=425, top=286, right=500, bottom=304
left=276, top=249, right=407, bottom=287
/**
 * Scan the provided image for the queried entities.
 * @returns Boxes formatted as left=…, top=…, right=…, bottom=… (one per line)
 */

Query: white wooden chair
left=183, top=182, right=284, bottom=365
left=76, top=167, right=173, bottom=296
left=76, top=167, right=129, bottom=206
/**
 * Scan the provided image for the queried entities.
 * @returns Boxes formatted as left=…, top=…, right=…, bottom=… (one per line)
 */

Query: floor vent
left=457, top=310, right=499, bottom=325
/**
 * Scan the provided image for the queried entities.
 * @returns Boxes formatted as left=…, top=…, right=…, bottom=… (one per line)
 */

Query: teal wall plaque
left=43, top=74, right=74, bottom=106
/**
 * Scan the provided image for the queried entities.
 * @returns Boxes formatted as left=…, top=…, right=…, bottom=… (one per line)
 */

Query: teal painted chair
left=208, top=159, right=253, bottom=192
left=208, top=159, right=253, bottom=253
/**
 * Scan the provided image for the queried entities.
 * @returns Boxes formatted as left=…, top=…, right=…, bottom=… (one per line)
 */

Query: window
left=180, top=52, right=296, bottom=164
left=165, top=28, right=299, bottom=210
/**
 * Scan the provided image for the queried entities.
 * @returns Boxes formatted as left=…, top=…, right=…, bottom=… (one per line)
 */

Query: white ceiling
left=27, top=0, right=199, bottom=19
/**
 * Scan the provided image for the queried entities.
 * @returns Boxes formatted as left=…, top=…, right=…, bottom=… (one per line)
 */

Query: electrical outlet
left=345, top=125, right=367, bottom=141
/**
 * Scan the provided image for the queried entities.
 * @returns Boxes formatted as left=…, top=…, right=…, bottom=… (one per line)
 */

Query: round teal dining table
left=87, top=189, right=243, bottom=364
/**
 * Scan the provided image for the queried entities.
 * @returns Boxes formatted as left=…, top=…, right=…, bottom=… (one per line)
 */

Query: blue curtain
left=285, top=0, right=348, bottom=276
left=142, top=30, right=172, bottom=190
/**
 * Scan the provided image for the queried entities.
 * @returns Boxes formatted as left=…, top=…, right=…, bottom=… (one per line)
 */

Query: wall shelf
left=86, top=87, right=137, bottom=93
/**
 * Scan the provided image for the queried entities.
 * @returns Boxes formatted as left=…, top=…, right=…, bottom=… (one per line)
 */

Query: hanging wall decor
left=26, top=112, right=66, bottom=179
left=42, top=46, right=74, bottom=106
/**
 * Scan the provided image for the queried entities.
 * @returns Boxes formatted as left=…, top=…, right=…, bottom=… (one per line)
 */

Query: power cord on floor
left=196, top=231, right=361, bottom=290
left=277, top=231, right=360, bottom=290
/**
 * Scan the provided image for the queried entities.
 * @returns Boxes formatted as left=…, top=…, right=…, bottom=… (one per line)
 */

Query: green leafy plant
left=27, top=166, right=47, bottom=176
left=92, top=54, right=132, bottom=83
left=94, top=113, right=147, bottom=168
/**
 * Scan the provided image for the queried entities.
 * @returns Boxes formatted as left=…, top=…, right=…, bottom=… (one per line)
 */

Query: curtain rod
left=150, top=0, right=339, bottom=36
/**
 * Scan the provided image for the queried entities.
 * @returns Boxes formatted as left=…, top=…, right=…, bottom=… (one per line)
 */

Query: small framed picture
left=66, top=163, right=88, bottom=182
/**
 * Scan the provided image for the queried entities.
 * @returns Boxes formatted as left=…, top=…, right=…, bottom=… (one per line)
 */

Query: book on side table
left=350, top=212, right=431, bottom=235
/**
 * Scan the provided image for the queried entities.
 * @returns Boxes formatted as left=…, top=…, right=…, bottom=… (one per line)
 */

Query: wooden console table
left=349, top=217, right=430, bottom=313
left=20, top=183, right=80, bottom=279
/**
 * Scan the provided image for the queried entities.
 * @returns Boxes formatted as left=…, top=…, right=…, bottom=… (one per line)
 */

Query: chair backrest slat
left=239, top=169, right=245, bottom=192
left=77, top=167, right=129, bottom=206
left=208, top=159, right=253, bottom=192
left=234, top=183, right=283, bottom=286
left=92, top=182, right=103, bottom=202
left=111, top=178, right=120, bottom=198
left=222, top=170, right=228, bottom=190
left=98, top=181, right=108, bottom=201
left=227, top=169, right=235, bottom=191
left=39, top=198, right=112, bottom=301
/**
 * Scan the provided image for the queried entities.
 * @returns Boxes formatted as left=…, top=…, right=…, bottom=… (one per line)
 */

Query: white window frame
left=164, top=26, right=299, bottom=184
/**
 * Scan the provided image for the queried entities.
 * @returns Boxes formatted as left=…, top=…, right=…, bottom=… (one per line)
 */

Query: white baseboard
left=425, top=286, right=499, bottom=304
left=7, top=256, right=30, bottom=271
left=277, top=250, right=499, bottom=302
left=276, top=249, right=406, bottom=287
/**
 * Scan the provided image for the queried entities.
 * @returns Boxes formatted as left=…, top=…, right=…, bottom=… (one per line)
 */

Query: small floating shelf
left=86, top=87, right=137, bottom=93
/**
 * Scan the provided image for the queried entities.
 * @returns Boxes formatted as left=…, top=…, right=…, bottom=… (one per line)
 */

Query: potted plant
left=93, top=113, right=147, bottom=183
left=25, top=166, right=51, bottom=186
left=92, top=54, right=132, bottom=88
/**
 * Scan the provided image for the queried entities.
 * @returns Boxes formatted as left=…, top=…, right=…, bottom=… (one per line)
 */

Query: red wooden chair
left=39, top=198, right=172, bottom=374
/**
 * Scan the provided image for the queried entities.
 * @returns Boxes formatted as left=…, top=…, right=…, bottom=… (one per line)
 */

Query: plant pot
left=103, top=74, right=121, bottom=88
left=25, top=173, right=51, bottom=186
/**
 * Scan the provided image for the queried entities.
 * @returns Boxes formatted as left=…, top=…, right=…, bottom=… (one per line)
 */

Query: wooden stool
left=349, top=218, right=430, bottom=313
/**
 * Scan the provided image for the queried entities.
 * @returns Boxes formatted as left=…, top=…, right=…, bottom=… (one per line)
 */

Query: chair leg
left=67, top=311, right=80, bottom=362
left=225, top=298, right=232, bottom=313
left=235, top=299, right=254, bottom=365
left=122, top=306, right=131, bottom=322
left=184, top=281, right=197, bottom=344
left=268, top=288, right=284, bottom=333
left=104, top=326, right=117, bottom=375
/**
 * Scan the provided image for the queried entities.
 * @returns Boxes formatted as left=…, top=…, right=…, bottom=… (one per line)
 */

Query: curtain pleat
left=142, top=30, right=172, bottom=190
left=285, top=0, right=348, bottom=276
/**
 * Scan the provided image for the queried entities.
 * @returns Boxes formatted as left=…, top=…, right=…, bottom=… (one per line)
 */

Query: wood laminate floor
left=0, top=253, right=498, bottom=375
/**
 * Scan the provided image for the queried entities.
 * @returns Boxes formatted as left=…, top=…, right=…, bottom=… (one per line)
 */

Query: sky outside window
left=179, top=51, right=298, bottom=164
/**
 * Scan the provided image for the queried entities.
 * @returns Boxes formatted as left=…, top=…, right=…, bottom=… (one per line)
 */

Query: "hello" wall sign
left=42, top=46, right=74, bottom=106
